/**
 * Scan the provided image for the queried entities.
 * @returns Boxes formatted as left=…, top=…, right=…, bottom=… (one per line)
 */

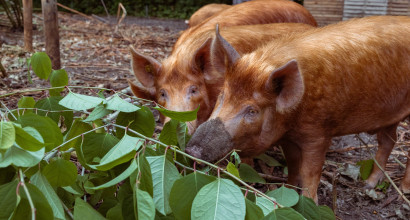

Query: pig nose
left=185, top=146, right=201, bottom=159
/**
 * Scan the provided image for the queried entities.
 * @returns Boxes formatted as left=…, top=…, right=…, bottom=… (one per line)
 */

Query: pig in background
left=185, top=16, right=410, bottom=203
left=186, top=3, right=231, bottom=27
left=128, top=0, right=317, bottom=134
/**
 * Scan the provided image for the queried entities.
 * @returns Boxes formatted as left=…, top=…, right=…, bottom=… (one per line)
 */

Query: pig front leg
left=280, top=140, right=302, bottom=187
left=298, top=139, right=330, bottom=204
left=365, top=123, right=398, bottom=189
left=401, top=156, right=410, bottom=194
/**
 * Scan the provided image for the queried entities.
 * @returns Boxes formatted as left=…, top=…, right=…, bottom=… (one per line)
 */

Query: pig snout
left=185, top=118, right=233, bottom=163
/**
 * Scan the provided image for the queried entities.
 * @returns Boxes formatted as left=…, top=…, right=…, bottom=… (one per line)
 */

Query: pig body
left=129, top=23, right=314, bottom=133
left=188, top=3, right=231, bottom=27
left=186, top=16, right=410, bottom=202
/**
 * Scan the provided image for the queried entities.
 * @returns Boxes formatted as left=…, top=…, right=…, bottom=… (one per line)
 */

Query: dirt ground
left=1, top=12, right=409, bottom=219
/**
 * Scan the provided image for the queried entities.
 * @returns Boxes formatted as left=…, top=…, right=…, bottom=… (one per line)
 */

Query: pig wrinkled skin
left=186, top=16, right=410, bottom=203
left=128, top=0, right=317, bottom=134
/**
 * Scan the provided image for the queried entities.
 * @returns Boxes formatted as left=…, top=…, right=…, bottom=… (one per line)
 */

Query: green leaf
left=88, top=158, right=138, bottom=190
left=18, top=96, right=35, bottom=114
left=0, top=122, right=15, bottom=150
left=31, top=171, right=65, bottom=220
left=262, top=207, right=305, bottom=220
left=0, top=144, right=44, bottom=168
left=83, top=104, right=112, bottom=122
left=130, top=154, right=153, bottom=197
left=74, top=197, right=106, bottom=220
left=256, top=195, right=278, bottom=216
left=0, top=180, right=18, bottom=220
left=159, top=119, right=178, bottom=146
left=245, top=198, right=264, bottom=220
left=191, top=178, right=246, bottom=220
left=176, top=122, right=189, bottom=150
left=136, top=188, right=156, bottom=220
left=169, top=172, right=215, bottom=220
left=59, top=92, right=105, bottom=111
left=91, top=134, right=142, bottom=171
left=239, top=163, right=266, bottom=184
left=76, top=133, right=119, bottom=169
left=49, top=69, right=69, bottom=96
left=318, top=205, right=336, bottom=220
left=227, top=162, right=240, bottom=178
left=34, top=96, right=74, bottom=132
left=13, top=183, right=53, bottom=220
left=116, top=106, right=156, bottom=139
left=293, top=195, right=320, bottom=220
left=154, top=105, right=199, bottom=122
left=14, top=125, right=44, bottom=151
left=147, top=155, right=181, bottom=215
left=266, top=186, right=299, bottom=207
left=106, top=203, right=123, bottom=220
left=106, top=95, right=140, bottom=112
left=357, top=159, right=374, bottom=180
left=31, top=52, right=52, bottom=80
left=42, top=158, right=78, bottom=187
left=16, top=113, right=63, bottom=151
left=256, top=154, right=283, bottom=167
left=63, top=119, right=93, bottom=151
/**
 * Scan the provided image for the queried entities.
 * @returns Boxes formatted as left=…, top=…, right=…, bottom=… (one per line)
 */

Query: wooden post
left=23, top=0, right=33, bottom=52
left=41, top=0, right=60, bottom=69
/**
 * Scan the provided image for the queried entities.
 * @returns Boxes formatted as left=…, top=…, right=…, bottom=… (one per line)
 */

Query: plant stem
left=19, top=169, right=36, bottom=220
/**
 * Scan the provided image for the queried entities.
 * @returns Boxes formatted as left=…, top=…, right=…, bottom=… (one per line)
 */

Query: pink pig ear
left=129, top=46, right=161, bottom=88
left=214, top=24, right=240, bottom=67
left=265, top=59, right=305, bottom=113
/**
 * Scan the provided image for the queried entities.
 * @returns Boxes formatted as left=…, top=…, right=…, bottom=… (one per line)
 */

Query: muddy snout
left=185, top=118, right=233, bottom=163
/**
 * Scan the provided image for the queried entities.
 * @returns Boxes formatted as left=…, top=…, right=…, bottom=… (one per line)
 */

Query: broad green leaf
left=34, top=96, right=74, bottom=132
left=0, top=122, right=15, bottom=150
left=42, top=158, right=77, bottom=187
left=245, top=198, right=264, bottom=220
left=121, top=194, right=135, bottom=220
left=239, top=163, right=266, bottom=184
left=31, top=171, right=65, bottom=220
left=191, top=178, right=246, bottom=220
left=59, top=92, right=105, bottom=111
left=116, top=106, right=155, bottom=139
left=266, top=186, right=299, bottom=207
left=88, top=158, right=138, bottom=190
left=74, top=197, right=106, bottom=220
left=169, top=172, right=215, bottom=220
left=49, top=69, right=69, bottom=96
left=106, top=95, right=140, bottom=112
left=0, top=180, right=18, bottom=220
left=357, top=159, right=374, bottom=180
left=31, top=52, right=52, bottom=80
left=176, top=121, right=189, bottom=150
left=262, top=207, right=305, bottom=220
left=16, top=113, right=63, bottom=151
left=83, top=104, right=112, bottom=122
left=227, top=162, right=240, bottom=178
left=62, top=119, right=93, bottom=150
left=13, top=183, right=53, bottom=220
left=106, top=203, right=123, bottom=220
left=256, top=154, right=283, bottom=167
left=256, top=195, right=278, bottom=216
left=76, top=133, right=119, bottom=168
left=0, top=166, right=15, bottom=185
left=159, top=119, right=178, bottom=146
left=154, top=105, right=199, bottom=122
left=18, top=96, right=35, bottom=114
left=0, top=144, right=44, bottom=168
left=92, top=134, right=142, bottom=171
left=293, top=195, right=320, bottom=220
left=130, top=154, right=153, bottom=197
left=14, top=126, right=44, bottom=151
left=319, top=206, right=336, bottom=220
left=136, top=188, right=155, bottom=220
left=147, top=155, right=181, bottom=215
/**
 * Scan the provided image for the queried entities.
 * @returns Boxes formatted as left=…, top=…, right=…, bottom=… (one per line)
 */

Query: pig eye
left=245, top=107, right=259, bottom=117
left=189, top=86, right=198, bottom=95
left=159, top=89, right=167, bottom=98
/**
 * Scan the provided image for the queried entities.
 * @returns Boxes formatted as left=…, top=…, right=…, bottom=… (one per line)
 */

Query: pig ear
left=129, top=46, right=161, bottom=88
left=265, top=59, right=304, bottom=113
left=127, top=79, right=156, bottom=100
left=214, top=24, right=240, bottom=67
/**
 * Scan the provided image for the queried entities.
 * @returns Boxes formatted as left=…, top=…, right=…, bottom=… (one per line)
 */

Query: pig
left=185, top=16, right=410, bottom=203
left=128, top=23, right=314, bottom=133
left=187, top=3, right=231, bottom=27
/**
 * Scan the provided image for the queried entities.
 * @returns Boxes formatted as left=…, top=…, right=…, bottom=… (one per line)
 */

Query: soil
left=1, top=12, right=409, bottom=220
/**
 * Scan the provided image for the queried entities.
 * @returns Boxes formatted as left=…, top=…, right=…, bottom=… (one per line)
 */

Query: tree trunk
left=41, top=0, right=60, bottom=69
left=23, top=0, right=33, bottom=52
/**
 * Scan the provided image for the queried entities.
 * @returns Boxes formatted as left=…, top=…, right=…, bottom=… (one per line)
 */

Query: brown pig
left=187, top=3, right=231, bottom=27
left=129, top=23, right=314, bottom=133
left=185, top=16, right=410, bottom=203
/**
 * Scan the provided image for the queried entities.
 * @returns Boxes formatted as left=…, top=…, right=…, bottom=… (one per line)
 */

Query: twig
left=19, top=169, right=36, bottom=220
left=328, top=144, right=376, bottom=153
left=0, top=59, right=6, bottom=77
left=100, top=0, right=110, bottom=19
left=258, top=173, right=286, bottom=182
left=57, top=3, right=100, bottom=23
left=115, top=3, right=127, bottom=32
